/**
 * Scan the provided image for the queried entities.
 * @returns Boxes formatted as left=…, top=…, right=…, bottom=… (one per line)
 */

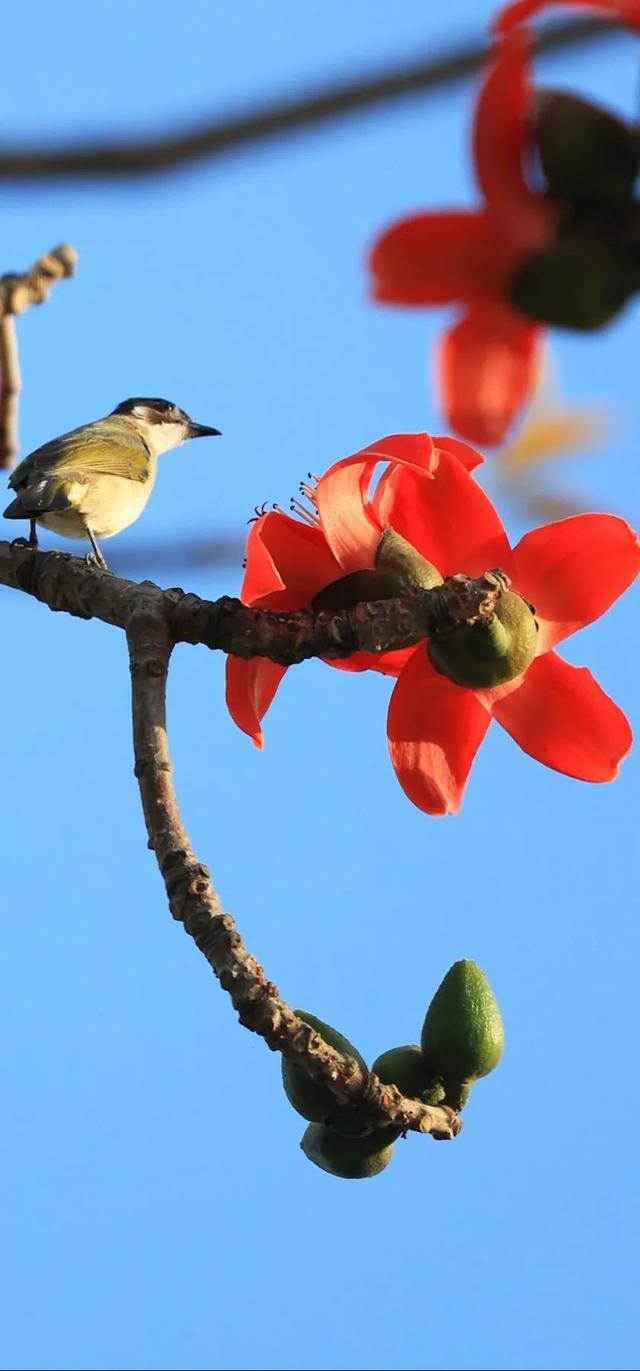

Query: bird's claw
left=85, top=551, right=109, bottom=572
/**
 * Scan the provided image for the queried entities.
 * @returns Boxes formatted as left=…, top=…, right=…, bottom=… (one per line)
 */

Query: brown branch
left=0, top=245, right=78, bottom=470
left=0, top=244, right=78, bottom=316
left=0, top=540, right=507, bottom=663
left=126, top=599, right=461, bottom=1140
left=0, top=17, right=617, bottom=182
left=0, top=317, right=20, bottom=470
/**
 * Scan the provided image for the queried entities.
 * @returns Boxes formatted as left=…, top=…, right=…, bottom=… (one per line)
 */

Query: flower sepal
left=509, top=231, right=637, bottom=331
left=312, top=527, right=442, bottom=611
left=428, top=589, right=538, bottom=688
left=534, top=90, right=640, bottom=211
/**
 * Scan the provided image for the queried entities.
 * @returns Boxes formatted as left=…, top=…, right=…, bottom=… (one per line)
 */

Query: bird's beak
left=188, top=421, right=221, bottom=439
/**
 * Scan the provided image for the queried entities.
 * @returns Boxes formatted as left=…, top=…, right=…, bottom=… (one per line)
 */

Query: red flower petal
left=375, top=447, right=513, bottom=579
left=357, top=432, right=436, bottom=469
left=512, top=514, right=640, bottom=650
left=492, top=650, right=632, bottom=780
left=331, top=646, right=417, bottom=677
left=314, top=454, right=385, bottom=573
left=225, top=655, right=288, bottom=747
left=495, top=0, right=640, bottom=36
left=369, top=212, right=502, bottom=304
left=473, top=27, right=542, bottom=225
left=433, top=435, right=485, bottom=472
left=387, top=646, right=491, bottom=815
left=241, top=512, right=341, bottom=609
left=440, top=304, right=542, bottom=446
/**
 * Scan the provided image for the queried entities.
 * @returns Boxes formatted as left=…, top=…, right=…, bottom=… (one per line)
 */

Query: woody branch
left=0, top=540, right=509, bottom=1139
left=0, top=541, right=508, bottom=661
left=126, top=602, right=461, bottom=1140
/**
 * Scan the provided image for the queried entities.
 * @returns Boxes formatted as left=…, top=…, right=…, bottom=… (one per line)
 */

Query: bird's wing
left=9, top=423, right=151, bottom=490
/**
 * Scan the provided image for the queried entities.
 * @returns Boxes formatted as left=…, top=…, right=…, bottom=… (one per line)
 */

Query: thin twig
left=0, top=541, right=507, bottom=662
left=126, top=603, right=461, bottom=1139
left=0, top=17, right=617, bottom=182
left=0, top=317, right=21, bottom=470
left=0, top=245, right=78, bottom=317
left=0, top=245, right=78, bottom=471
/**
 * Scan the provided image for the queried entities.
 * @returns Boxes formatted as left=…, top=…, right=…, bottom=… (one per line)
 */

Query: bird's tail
left=3, top=496, right=26, bottom=519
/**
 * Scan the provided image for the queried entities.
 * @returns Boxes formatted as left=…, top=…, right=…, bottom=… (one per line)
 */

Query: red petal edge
left=225, top=656, right=288, bottom=747
left=387, top=645, right=491, bottom=815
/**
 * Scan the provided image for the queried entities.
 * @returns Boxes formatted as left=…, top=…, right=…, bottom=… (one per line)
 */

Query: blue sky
left=0, top=3, right=639, bottom=1369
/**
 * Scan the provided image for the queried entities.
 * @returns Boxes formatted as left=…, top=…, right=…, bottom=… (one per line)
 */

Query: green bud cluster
left=283, top=962, right=504, bottom=1180
left=510, top=91, right=640, bottom=331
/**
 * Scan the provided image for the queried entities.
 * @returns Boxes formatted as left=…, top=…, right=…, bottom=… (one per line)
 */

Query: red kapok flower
left=226, top=433, right=639, bottom=816
left=370, top=1, right=640, bottom=445
left=369, top=28, right=558, bottom=448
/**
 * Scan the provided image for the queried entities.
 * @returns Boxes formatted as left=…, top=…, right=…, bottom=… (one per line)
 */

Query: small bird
left=3, top=396, right=220, bottom=569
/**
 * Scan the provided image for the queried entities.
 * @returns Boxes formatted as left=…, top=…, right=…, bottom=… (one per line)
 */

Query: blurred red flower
left=370, top=0, right=640, bottom=446
left=369, top=29, right=557, bottom=447
left=226, top=434, right=639, bottom=815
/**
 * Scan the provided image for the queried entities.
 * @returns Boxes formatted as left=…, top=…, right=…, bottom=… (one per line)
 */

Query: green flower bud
left=428, top=590, right=538, bottom=688
left=371, top=1045, right=445, bottom=1106
left=534, top=91, right=640, bottom=210
left=510, top=234, right=635, bottom=332
left=421, top=961, right=505, bottom=1105
left=300, top=1122, right=394, bottom=1179
left=281, top=1010, right=367, bottom=1123
left=312, top=528, right=441, bottom=611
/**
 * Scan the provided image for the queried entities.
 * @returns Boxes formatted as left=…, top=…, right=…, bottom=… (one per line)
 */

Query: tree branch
left=0, top=317, right=20, bottom=470
left=0, top=245, right=78, bottom=470
left=0, top=17, right=616, bottom=182
left=0, top=541, right=508, bottom=663
left=126, top=603, right=461, bottom=1140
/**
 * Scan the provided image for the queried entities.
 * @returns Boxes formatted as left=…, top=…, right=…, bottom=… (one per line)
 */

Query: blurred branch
left=0, top=16, right=617, bottom=182
left=111, top=533, right=243, bottom=576
left=0, top=541, right=508, bottom=662
left=0, top=245, right=78, bottom=469
left=126, top=603, right=460, bottom=1140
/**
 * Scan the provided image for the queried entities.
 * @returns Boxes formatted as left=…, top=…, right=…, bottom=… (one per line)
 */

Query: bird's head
left=111, top=397, right=221, bottom=456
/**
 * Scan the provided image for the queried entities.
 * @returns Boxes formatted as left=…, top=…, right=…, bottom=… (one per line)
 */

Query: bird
left=3, top=396, right=221, bottom=570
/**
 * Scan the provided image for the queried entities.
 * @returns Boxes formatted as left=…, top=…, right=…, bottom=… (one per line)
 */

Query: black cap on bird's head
left=111, top=397, right=221, bottom=439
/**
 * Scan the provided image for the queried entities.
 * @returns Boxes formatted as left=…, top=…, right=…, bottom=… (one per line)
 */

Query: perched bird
left=3, top=396, right=220, bottom=569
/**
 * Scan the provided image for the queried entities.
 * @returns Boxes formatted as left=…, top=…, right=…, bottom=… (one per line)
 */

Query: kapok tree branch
left=0, top=541, right=507, bottom=663
left=0, top=245, right=78, bottom=470
left=126, top=603, right=461, bottom=1139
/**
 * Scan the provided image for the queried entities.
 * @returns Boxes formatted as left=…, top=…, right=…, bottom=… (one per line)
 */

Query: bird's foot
left=10, top=536, right=36, bottom=550
left=85, top=550, right=109, bottom=572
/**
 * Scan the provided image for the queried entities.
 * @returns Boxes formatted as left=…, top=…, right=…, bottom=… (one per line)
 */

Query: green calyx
left=534, top=90, right=640, bottom=211
left=300, top=1122, right=395, bottom=1179
left=312, top=527, right=441, bottom=611
left=374, top=528, right=443, bottom=589
left=281, top=1010, right=367, bottom=1123
left=428, top=589, right=538, bottom=688
left=421, top=960, right=505, bottom=1107
left=509, top=233, right=636, bottom=332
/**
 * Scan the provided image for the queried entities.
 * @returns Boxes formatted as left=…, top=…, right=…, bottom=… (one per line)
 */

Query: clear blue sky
left=1, top=3, right=639, bottom=1369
